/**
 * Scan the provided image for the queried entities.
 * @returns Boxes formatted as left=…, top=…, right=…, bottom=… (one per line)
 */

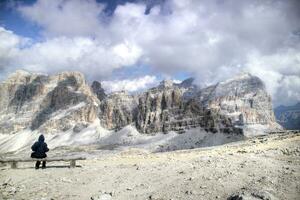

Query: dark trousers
left=35, top=161, right=46, bottom=169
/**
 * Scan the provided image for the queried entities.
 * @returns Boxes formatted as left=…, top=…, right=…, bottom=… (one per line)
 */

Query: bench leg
left=70, top=160, right=76, bottom=168
left=11, top=161, right=17, bottom=169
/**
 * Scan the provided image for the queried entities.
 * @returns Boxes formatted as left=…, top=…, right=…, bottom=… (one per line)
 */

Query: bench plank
left=0, top=157, right=86, bottom=169
left=0, top=157, right=86, bottom=163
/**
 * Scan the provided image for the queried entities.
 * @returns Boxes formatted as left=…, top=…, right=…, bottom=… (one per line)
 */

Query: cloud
left=0, top=27, right=19, bottom=71
left=0, top=27, right=142, bottom=80
left=102, top=75, right=158, bottom=93
left=0, top=27, right=31, bottom=74
left=246, top=50, right=300, bottom=106
left=0, top=0, right=299, bottom=105
left=19, top=37, right=142, bottom=79
left=18, top=0, right=105, bottom=37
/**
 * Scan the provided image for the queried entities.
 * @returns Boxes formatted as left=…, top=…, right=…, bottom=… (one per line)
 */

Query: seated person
left=31, top=135, right=49, bottom=169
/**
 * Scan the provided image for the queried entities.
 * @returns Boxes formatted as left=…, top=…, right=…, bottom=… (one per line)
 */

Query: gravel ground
left=0, top=132, right=299, bottom=200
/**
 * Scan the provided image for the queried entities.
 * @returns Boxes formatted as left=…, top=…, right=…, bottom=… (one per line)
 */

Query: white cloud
left=0, top=0, right=299, bottom=105
left=0, top=27, right=31, bottom=75
left=0, top=27, right=142, bottom=80
left=0, top=27, right=19, bottom=70
left=246, top=50, right=300, bottom=106
left=18, top=0, right=105, bottom=37
left=102, top=75, right=158, bottom=93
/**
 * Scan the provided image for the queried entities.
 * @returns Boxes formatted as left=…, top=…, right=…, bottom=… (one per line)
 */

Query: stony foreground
left=1, top=133, right=300, bottom=200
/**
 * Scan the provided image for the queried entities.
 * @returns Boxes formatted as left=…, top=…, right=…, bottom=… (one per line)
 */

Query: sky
left=0, top=0, right=299, bottom=106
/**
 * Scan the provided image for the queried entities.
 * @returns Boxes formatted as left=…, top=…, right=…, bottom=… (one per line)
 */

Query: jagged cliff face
left=0, top=70, right=99, bottom=134
left=134, top=79, right=230, bottom=134
left=198, top=74, right=278, bottom=128
left=0, top=71, right=279, bottom=136
left=99, top=91, right=138, bottom=130
left=136, top=81, right=190, bottom=134
left=91, top=81, right=106, bottom=101
left=134, top=74, right=279, bottom=135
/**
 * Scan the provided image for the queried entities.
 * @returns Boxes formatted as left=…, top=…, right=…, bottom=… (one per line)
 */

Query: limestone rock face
left=135, top=80, right=199, bottom=134
left=99, top=91, right=138, bottom=130
left=0, top=70, right=99, bottom=134
left=91, top=81, right=106, bottom=101
left=197, top=73, right=279, bottom=131
left=135, top=79, right=243, bottom=134
left=0, top=71, right=280, bottom=137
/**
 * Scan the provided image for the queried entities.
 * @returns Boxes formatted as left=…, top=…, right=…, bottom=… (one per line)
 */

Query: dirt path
left=1, top=133, right=300, bottom=200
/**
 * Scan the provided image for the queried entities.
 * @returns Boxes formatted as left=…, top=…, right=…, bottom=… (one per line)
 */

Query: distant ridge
left=0, top=70, right=281, bottom=152
left=275, top=102, right=300, bottom=130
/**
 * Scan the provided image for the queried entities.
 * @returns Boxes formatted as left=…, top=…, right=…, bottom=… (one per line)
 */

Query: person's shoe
left=35, top=166, right=39, bottom=169
left=42, top=166, right=46, bottom=169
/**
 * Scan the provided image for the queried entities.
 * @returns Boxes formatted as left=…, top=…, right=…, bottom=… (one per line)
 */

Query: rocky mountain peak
left=8, top=69, right=31, bottom=78
left=0, top=70, right=99, bottom=134
left=91, top=81, right=106, bottom=101
left=196, top=73, right=281, bottom=136
left=5, top=70, right=38, bottom=85
left=219, top=72, right=253, bottom=83
left=54, top=71, right=86, bottom=87
left=203, top=73, right=266, bottom=100
left=0, top=70, right=280, bottom=138
left=158, top=79, right=174, bottom=89
left=178, top=77, right=195, bottom=88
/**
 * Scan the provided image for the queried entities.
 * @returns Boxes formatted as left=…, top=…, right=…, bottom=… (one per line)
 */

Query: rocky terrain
left=0, top=70, right=298, bottom=200
left=0, top=70, right=281, bottom=153
left=0, top=132, right=299, bottom=200
left=275, top=102, right=300, bottom=130
left=0, top=70, right=99, bottom=135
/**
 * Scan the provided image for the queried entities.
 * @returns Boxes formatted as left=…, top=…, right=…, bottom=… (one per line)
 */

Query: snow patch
left=241, top=124, right=270, bottom=137
left=50, top=102, right=86, bottom=120
left=0, top=120, right=243, bottom=154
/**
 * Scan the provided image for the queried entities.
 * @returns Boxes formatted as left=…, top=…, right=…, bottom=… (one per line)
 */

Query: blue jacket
left=31, top=135, right=49, bottom=158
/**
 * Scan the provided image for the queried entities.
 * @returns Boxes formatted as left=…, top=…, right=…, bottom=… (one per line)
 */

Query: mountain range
left=275, top=102, right=300, bottom=130
left=0, top=70, right=281, bottom=153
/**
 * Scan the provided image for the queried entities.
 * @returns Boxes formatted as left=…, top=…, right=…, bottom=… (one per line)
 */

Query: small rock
left=107, top=192, right=113, bottom=196
left=227, top=189, right=275, bottom=200
left=185, top=190, right=193, bottom=195
left=237, top=150, right=247, bottom=154
left=61, top=178, right=72, bottom=183
left=8, top=186, right=17, bottom=194
left=91, top=193, right=112, bottom=200
left=2, top=178, right=12, bottom=186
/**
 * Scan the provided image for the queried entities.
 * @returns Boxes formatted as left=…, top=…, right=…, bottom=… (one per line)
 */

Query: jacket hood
left=38, top=135, right=45, bottom=142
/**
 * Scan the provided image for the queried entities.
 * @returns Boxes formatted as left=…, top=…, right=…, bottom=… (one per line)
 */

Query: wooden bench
left=0, top=157, right=86, bottom=169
